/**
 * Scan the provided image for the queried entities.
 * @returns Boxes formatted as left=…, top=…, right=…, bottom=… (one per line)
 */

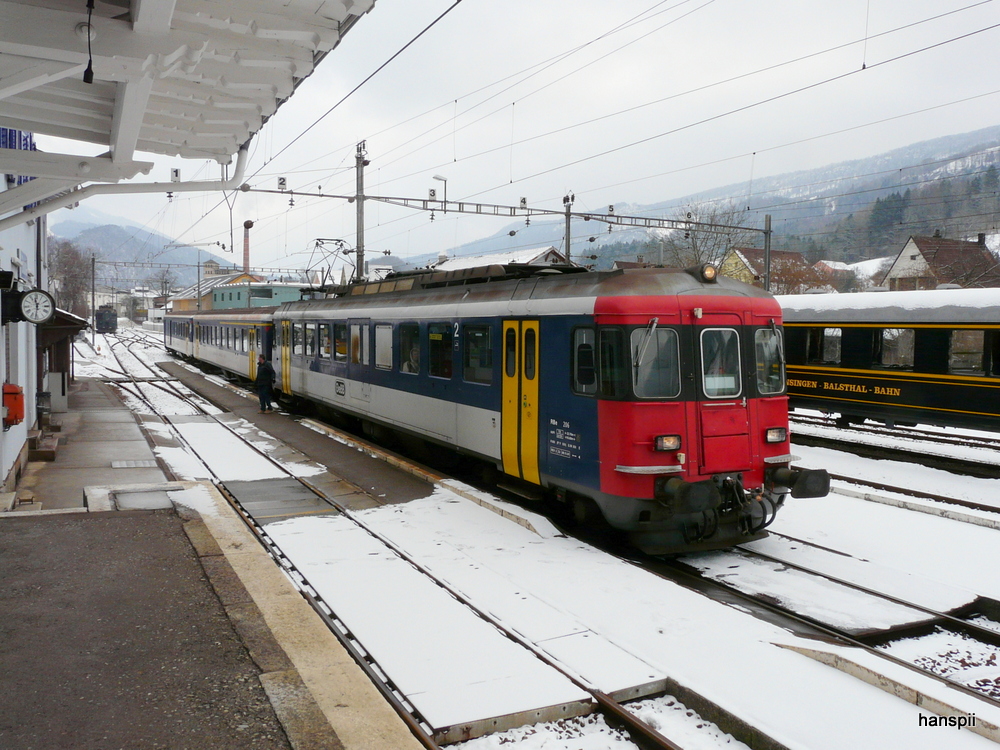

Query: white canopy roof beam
left=110, top=77, right=154, bottom=163
left=0, top=55, right=85, bottom=101
left=0, top=176, right=80, bottom=217
left=133, top=0, right=178, bottom=35
left=0, top=150, right=153, bottom=182
left=0, top=144, right=249, bottom=234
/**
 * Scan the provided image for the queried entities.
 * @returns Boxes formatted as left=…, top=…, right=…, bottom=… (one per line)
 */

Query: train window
left=305, top=324, right=317, bottom=357
left=504, top=328, right=517, bottom=378
left=598, top=328, right=629, bottom=398
left=631, top=328, right=680, bottom=398
left=754, top=328, right=785, bottom=395
left=572, top=329, right=597, bottom=395
left=524, top=329, right=537, bottom=380
left=701, top=328, right=742, bottom=398
left=375, top=325, right=393, bottom=369
left=875, top=328, right=914, bottom=369
left=334, top=323, right=348, bottom=362
left=463, top=326, right=492, bottom=385
left=241, top=329, right=247, bottom=352
left=350, top=324, right=369, bottom=366
left=400, top=323, right=420, bottom=374
left=806, top=327, right=841, bottom=365
left=428, top=323, right=453, bottom=378
left=318, top=324, right=331, bottom=359
left=950, top=330, right=986, bottom=375
left=292, top=324, right=303, bottom=356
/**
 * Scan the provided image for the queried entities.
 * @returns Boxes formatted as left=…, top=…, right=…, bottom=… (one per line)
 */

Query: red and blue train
left=165, top=263, right=828, bottom=554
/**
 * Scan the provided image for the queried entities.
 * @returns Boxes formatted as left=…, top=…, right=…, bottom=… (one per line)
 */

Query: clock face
left=20, top=289, right=55, bottom=324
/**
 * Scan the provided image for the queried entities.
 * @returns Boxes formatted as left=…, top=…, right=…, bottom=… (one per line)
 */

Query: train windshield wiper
left=633, top=318, right=658, bottom=369
left=770, top=318, right=784, bottom=363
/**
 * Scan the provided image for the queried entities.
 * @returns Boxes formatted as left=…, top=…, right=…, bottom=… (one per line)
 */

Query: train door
left=279, top=320, right=292, bottom=394
left=501, top=319, right=540, bottom=484
left=697, top=316, right=752, bottom=474
left=348, top=319, right=371, bottom=405
left=248, top=326, right=258, bottom=380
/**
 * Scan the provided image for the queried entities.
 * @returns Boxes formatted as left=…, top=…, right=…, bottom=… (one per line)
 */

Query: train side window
left=333, top=323, right=348, bottom=362
left=305, top=323, right=317, bottom=357
left=701, top=328, right=742, bottom=398
left=806, top=327, right=841, bottom=365
left=374, top=324, right=392, bottom=369
left=631, top=327, right=680, bottom=398
left=754, top=328, right=785, bottom=395
left=350, top=324, right=370, bottom=365
left=505, top=328, right=517, bottom=378
left=876, top=328, right=914, bottom=369
left=463, top=326, right=492, bottom=385
left=524, top=329, right=537, bottom=380
left=292, top=324, right=303, bottom=356
left=572, top=328, right=597, bottom=395
left=598, top=328, right=628, bottom=398
left=400, top=323, right=420, bottom=374
left=318, top=324, right=331, bottom=359
left=950, top=329, right=986, bottom=375
left=428, top=323, right=453, bottom=378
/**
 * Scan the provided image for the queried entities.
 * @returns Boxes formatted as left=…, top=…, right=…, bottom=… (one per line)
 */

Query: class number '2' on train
left=165, top=263, right=829, bottom=555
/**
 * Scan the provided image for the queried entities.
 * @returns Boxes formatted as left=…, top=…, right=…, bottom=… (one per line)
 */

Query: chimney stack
left=243, top=220, right=254, bottom=273
left=978, top=233, right=986, bottom=246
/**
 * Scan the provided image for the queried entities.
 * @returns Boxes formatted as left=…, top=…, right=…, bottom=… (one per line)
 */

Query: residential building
left=879, top=232, right=1000, bottom=290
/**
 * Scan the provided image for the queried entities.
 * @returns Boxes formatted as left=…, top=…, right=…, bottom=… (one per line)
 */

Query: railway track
left=96, top=351, right=692, bottom=750
left=790, top=413, right=1000, bottom=478
left=651, top=547, right=1000, bottom=715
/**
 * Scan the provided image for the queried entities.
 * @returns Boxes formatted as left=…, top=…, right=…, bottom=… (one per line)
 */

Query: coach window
left=572, top=329, right=597, bottom=395
left=754, top=328, right=785, bottom=395
left=428, top=323, right=453, bottom=378
left=876, top=328, right=914, bottom=369
left=400, top=323, right=420, bottom=373
left=292, top=324, right=303, bottom=356
left=806, top=327, right=841, bottom=365
left=524, top=329, right=536, bottom=380
left=701, top=328, right=741, bottom=398
left=318, top=324, right=331, bottom=359
left=949, top=329, right=988, bottom=375
left=463, top=326, right=492, bottom=385
left=305, top=323, right=317, bottom=357
left=598, top=328, right=629, bottom=398
left=333, top=323, right=348, bottom=362
left=505, top=328, right=517, bottom=378
left=631, top=327, right=680, bottom=398
left=350, top=324, right=369, bottom=366
left=375, top=324, right=392, bottom=369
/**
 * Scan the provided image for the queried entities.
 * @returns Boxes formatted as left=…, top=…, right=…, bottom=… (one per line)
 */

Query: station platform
left=0, top=377, right=425, bottom=750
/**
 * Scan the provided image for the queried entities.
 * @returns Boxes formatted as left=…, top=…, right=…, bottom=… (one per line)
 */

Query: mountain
left=49, top=222, right=233, bottom=287
left=426, top=125, right=1000, bottom=269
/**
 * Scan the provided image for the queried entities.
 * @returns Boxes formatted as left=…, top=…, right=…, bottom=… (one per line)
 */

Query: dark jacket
left=255, top=360, right=276, bottom=387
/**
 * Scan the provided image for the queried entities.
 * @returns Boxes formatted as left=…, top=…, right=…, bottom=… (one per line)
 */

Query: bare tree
left=146, top=267, right=178, bottom=297
left=49, top=239, right=91, bottom=317
left=658, top=202, right=759, bottom=268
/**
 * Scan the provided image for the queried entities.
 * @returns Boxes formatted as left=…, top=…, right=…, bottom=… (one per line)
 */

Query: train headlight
left=700, top=263, right=717, bottom=282
left=655, top=434, right=682, bottom=451
left=765, top=427, right=787, bottom=443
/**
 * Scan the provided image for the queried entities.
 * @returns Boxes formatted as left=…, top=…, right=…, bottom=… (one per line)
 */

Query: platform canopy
left=0, top=0, right=376, bottom=219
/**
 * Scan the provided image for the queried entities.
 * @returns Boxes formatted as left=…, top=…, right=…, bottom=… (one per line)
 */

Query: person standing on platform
left=256, top=354, right=276, bottom=413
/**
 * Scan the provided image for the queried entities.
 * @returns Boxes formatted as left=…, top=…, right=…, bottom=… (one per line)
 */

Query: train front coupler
left=766, top=466, right=831, bottom=499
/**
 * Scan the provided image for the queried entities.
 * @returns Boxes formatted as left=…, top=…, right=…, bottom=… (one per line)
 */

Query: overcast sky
left=40, top=0, right=1000, bottom=277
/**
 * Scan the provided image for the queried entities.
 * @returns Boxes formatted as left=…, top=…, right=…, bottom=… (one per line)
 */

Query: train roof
left=777, top=287, right=1000, bottom=325
left=276, top=264, right=773, bottom=318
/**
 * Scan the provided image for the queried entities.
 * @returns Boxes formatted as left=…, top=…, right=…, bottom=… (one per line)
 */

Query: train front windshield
left=631, top=328, right=681, bottom=398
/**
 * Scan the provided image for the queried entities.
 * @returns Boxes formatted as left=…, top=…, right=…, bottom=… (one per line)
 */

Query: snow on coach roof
left=777, top=287, right=1000, bottom=325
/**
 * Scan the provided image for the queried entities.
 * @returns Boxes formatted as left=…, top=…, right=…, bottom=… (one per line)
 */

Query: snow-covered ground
left=78, top=341, right=1000, bottom=748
